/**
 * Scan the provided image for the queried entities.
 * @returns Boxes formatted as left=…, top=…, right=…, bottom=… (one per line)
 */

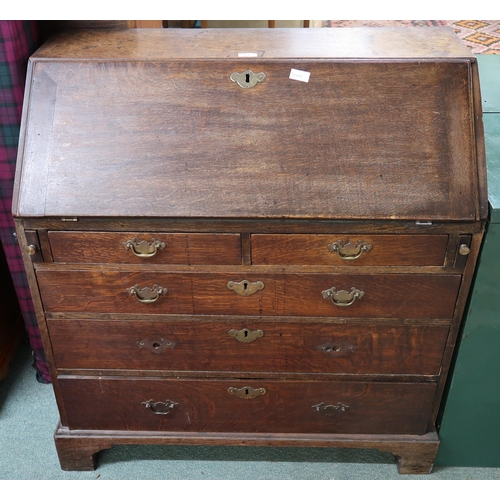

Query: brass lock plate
left=227, top=280, right=264, bottom=296
left=230, top=70, right=266, bottom=88
left=228, top=386, right=266, bottom=399
left=228, top=328, right=264, bottom=343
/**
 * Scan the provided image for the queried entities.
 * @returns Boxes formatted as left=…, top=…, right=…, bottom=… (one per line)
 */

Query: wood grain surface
left=14, top=56, right=478, bottom=221
left=11, top=28, right=488, bottom=473
left=30, top=28, right=474, bottom=60
left=58, top=376, right=436, bottom=435
left=251, top=234, right=448, bottom=266
left=36, top=270, right=462, bottom=318
left=48, top=231, right=242, bottom=264
left=48, top=319, right=449, bottom=375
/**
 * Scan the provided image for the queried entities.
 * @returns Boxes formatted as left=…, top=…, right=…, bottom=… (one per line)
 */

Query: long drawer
left=48, top=319, right=449, bottom=375
left=48, top=231, right=242, bottom=265
left=58, top=376, right=436, bottom=435
left=37, top=270, right=462, bottom=318
left=251, top=234, right=449, bottom=266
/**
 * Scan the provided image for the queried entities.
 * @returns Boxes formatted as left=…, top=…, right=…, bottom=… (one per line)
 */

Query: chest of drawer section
left=33, top=227, right=468, bottom=384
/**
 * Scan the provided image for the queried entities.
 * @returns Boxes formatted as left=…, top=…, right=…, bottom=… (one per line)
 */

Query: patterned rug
left=320, top=20, right=500, bottom=54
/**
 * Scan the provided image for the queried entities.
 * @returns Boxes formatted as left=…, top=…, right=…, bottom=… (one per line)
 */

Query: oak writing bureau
left=12, top=28, right=487, bottom=473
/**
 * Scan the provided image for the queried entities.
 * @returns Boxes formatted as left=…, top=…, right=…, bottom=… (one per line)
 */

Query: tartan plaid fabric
left=0, top=20, right=50, bottom=383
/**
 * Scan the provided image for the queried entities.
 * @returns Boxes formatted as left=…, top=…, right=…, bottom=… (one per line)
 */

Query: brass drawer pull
left=317, top=342, right=356, bottom=356
left=26, top=244, right=37, bottom=256
left=230, top=70, right=266, bottom=88
left=142, top=399, right=178, bottom=415
left=122, top=238, right=166, bottom=258
left=137, top=337, right=176, bottom=353
left=459, top=244, right=470, bottom=256
left=127, top=284, right=168, bottom=303
left=322, top=287, right=364, bottom=307
left=228, top=386, right=266, bottom=399
left=227, top=280, right=264, bottom=296
left=228, top=328, right=264, bottom=343
left=312, top=402, right=350, bottom=416
left=327, top=239, right=373, bottom=260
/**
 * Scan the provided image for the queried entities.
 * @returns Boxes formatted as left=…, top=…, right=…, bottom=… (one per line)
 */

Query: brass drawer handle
left=312, top=402, right=350, bottom=416
left=321, top=287, right=364, bottom=307
left=228, top=386, right=266, bottom=399
left=127, top=284, right=168, bottom=303
left=227, top=280, right=264, bottom=296
left=230, top=70, right=266, bottom=88
left=327, top=239, right=372, bottom=260
left=137, top=337, right=176, bottom=354
left=142, top=399, right=178, bottom=415
left=228, top=328, right=264, bottom=343
left=122, top=238, right=166, bottom=258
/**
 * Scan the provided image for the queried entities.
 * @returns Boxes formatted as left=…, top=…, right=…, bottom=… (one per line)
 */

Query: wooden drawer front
left=48, top=231, right=242, bottom=265
left=37, top=270, right=461, bottom=319
left=49, top=319, right=448, bottom=376
left=251, top=234, right=448, bottom=266
left=58, top=377, right=436, bottom=435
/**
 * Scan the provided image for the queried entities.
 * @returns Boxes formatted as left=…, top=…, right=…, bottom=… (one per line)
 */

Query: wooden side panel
left=13, top=66, right=56, bottom=217
left=36, top=270, right=462, bottom=319
left=58, top=376, right=437, bottom=435
left=48, top=319, right=449, bottom=375
left=471, top=59, right=488, bottom=221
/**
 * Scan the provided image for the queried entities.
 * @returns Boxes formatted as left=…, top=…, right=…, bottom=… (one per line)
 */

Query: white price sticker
left=238, top=52, right=259, bottom=57
left=289, top=68, right=310, bottom=82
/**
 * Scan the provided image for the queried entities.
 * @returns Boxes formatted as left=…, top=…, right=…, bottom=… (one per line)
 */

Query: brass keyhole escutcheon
left=228, top=328, right=264, bottom=343
left=230, top=70, right=267, bottom=88
left=228, top=386, right=266, bottom=399
left=227, top=280, right=264, bottom=296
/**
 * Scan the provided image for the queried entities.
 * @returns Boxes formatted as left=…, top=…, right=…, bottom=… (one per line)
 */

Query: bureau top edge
left=30, top=27, right=474, bottom=61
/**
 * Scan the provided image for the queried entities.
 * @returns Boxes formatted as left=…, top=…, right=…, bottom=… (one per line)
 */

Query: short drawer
left=251, top=234, right=449, bottom=266
left=37, top=270, right=461, bottom=319
left=58, top=376, right=436, bottom=435
left=48, top=231, right=242, bottom=265
left=49, top=319, right=449, bottom=376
